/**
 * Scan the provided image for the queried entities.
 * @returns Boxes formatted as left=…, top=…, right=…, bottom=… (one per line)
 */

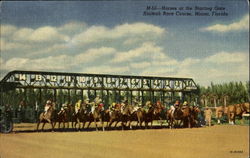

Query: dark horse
left=137, top=104, right=155, bottom=129
left=71, top=103, right=89, bottom=130
left=120, top=103, right=134, bottom=130
left=55, top=104, right=72, bottom=130
left=37, top=103, right=56, bottom=131
left=166, top=105, right=193, bottom=128
left=107, top=103, right=122, bottom=130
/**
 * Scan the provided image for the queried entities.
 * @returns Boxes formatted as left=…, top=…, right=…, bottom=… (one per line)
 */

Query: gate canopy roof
left=0, top=70, right=198, bottom=92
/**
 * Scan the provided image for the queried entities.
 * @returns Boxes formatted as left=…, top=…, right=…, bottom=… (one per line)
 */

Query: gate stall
left=0, top=70, right=198, bottom=123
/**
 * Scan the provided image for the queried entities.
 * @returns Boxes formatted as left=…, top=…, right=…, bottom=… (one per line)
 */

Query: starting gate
left=0, top=70, right=199, bottom=122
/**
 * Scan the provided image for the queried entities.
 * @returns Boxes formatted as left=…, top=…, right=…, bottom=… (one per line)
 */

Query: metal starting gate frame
left=0, top=70, right=198, bottom=104
left=0, top=70, right=199, bottom=123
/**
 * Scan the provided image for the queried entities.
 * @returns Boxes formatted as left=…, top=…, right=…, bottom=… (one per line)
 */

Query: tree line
left=198, top=81, right=249, bottom=107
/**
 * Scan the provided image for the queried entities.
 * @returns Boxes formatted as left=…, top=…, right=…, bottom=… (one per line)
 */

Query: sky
left=0, top=0, right=249, bottom=86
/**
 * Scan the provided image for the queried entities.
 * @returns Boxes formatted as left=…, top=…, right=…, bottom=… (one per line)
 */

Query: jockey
left=44, top=100, right=52, bottom=115
left=58, top=102, right=68, bottom=115
left=109, top=102, right=116, bottom=111
left=99, top=103, right=105, bottom=111
left=83, top=98, right=90, bottom=105
left=132, top=98, right=141, bottom=107
left=171, top=100, right=180, bottom=115
left=144, top=101, right=152, bottom=113
left=75, top=100, right=82, bottom=114
left=94, top=95, right=102, bottom=105
left=83, top=98, right=92, bottom=113
left=156, top=101, right=162, bottom=107
left=90, top=96, right=102, bottom=113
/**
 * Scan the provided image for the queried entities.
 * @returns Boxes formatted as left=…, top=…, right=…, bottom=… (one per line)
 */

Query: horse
left=136, top=103, right=155, bottom=129
left=228, top=103, right=249, bottom=125
left=107, top=103, right=123, bottom=130
left=55, top=103, right=73, bottom=130
left=120, top=103, right=134, bottom=130
left=215, top=106, right=228, bottom=124
left=153, top=102, right=166, bottom=127
left=190, top=106, right=201, bottom=127
left=166, top=105, right=193, bottom=128
left=37, top=102, right=56, bottom=131
left=86, top=103, right=105, bottom=131
left=72, top=102, right=89, bottom=130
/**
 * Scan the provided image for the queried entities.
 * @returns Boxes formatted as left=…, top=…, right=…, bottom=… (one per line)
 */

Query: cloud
left=201, top=14, right=249, bottom=32
left=1, top=39, right=31, bottom=51
left=72, top=23, right=166, bottom=45
left=112, top=42, right=163, bottom=63
left=58, top=21, right=88, bottom=36
left=29, top=26, right=70, bottom=42
left=75, top=47, right=116, bottom=63
left=204, top=52, right=248, bottom=63
left=1, top=25, right=17, bottom=37
left=130, top=62, right=151, bottom=69
left=6, top=25, right=70, bottom=43
left=84, top=65, right=130, bottom=74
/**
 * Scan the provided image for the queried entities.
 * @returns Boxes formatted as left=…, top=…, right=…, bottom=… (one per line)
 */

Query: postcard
left=0, top=0, right=249, bottom=158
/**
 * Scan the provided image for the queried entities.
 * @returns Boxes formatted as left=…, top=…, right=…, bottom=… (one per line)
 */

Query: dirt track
left=0, top=124, right=249, bottom=158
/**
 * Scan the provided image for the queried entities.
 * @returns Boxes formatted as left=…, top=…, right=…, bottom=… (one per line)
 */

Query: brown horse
left=153, top=102, right=166, bottom=127
left=86, top=103, right=105, bottom=131
left=190, top=106, right=201, bottom=127
left=215, top=106, right=228, bottom=124
left=228, top=103, right=249, bottom=125
left=37, top=103, right=56, bottom=131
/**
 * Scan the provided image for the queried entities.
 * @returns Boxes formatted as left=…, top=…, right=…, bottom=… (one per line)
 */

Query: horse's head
left=242, top=102, right=250, bottom=113
left=193, top=106, right=201, bottom=113
left=235, top=104, right=243, bottom=115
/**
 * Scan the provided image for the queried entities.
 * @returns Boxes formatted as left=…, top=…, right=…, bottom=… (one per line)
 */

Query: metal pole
left=68, top=89, right=71, bottom=103
left=53, top=89, right=57, bottom=103
left=141, top=91, right=144, bottom=105
left=81, top=89, right=84, bottom=101
left=130, top=90, right=133, bottom=105
left=107, top=90, right=109, bottom=104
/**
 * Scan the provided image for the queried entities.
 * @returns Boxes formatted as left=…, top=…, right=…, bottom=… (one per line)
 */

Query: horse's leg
left=121, top=121, right=125, bottom=131
left=51, top=121, right=54, bottom=132
left=42, top=122, right=46, bottom=131
left=63, top=120, right=66, bottom=129
left=114, top=120, right=120, bottom=130
left=106, top=119, right=109, bottom=127
left=94, top=118, right=98, bottom=131
left=37, top=121, right=40, bottom=131
left=58, top=122, right=61, bottom=129
left=188, top=117, right=191, bottom=128
left=82, top=121, right=86, bottom=130
left=87, top=121, right=92, bottom=129
left=137, top=115, right=142, bottom=129
left=129, top=119, right=132, bottom=130
left=100, top=118, right=105, bottom=131
left=108, top=119, right=114, bottom=130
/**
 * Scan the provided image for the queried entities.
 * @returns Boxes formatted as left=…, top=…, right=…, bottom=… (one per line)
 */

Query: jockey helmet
left=99, top=103, right=104, bottom=107
left=46, top=100, right=52, bottom=104
left=183, top=101, right=188, bottom=106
